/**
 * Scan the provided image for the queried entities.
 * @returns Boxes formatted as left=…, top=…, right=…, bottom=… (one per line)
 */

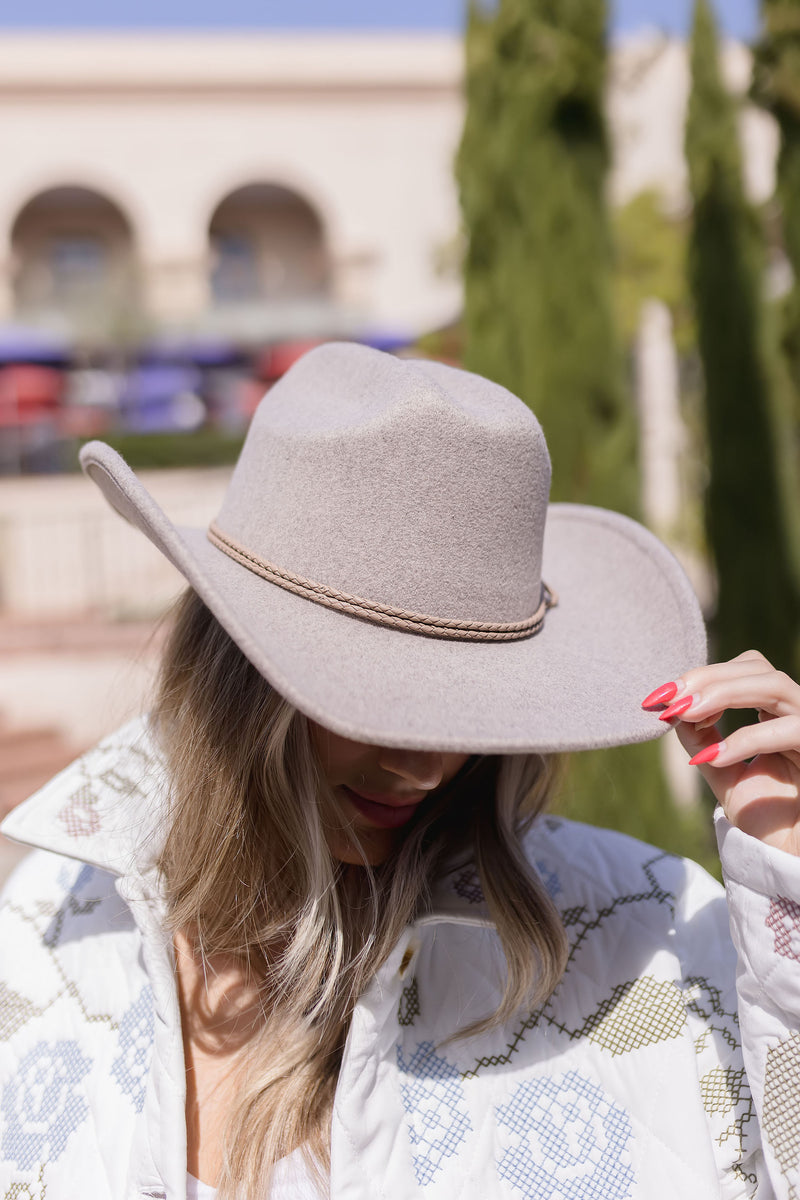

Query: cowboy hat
left=79, top=342, right=705, bottom=754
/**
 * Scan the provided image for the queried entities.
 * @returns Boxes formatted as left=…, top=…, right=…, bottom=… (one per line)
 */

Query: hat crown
left=216, top=343, right=551, bottom=624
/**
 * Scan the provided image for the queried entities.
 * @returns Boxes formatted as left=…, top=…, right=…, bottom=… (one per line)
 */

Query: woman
left=0, top=342, right=798, bottom=1199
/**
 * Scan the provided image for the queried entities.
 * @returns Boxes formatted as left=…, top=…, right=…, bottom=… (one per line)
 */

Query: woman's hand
left=642, top=651, right=800, bottom=856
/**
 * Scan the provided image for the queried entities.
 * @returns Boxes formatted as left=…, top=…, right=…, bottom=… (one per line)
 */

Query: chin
left=329, top=827, right=397, bottom=867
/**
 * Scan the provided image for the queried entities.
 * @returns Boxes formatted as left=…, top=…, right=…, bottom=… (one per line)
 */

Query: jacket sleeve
left=716, top=810, right=800, bottom=1200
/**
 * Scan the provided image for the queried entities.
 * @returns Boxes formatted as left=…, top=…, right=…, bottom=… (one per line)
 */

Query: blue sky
left=0, top=0, right=760, bottom=40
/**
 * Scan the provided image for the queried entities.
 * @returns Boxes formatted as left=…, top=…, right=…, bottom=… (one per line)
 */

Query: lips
left=341, top=785, right=426, bottom=830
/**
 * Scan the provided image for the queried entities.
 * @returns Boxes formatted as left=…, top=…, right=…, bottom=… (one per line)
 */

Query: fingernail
left=659, top=695, right=696, bottom=722
left=642, top=682, right=679, bottom=710
left=689, top=741, right=725, bottom=766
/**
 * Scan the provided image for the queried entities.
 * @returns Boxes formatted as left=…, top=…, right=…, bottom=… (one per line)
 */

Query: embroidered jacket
left=0, top=718, right=799, bottom=1200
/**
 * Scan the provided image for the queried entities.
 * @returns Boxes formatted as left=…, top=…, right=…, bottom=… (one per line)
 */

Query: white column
left=142, top=254, right=210, bottom=328
left=635, top=298, right=685, bottom=537
left=636, top=298, right=701, bottom=808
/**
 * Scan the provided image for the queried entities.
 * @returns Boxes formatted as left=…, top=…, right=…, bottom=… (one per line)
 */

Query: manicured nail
left=689, top=741, right=724, bottom=766
left=642, top=682, right=679, bottom=710
left=659, top=695, right=695, bottom=722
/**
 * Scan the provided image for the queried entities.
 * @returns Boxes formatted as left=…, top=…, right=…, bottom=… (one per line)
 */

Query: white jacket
left=0, top=717, right=798, bottom=1200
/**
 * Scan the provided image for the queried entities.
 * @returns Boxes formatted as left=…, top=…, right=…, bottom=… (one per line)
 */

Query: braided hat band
left=208, top=521, right=557, bottom=643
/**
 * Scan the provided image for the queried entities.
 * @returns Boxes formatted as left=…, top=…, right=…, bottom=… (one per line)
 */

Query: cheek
left=444, top=754, right=471, bottom=784
left=309, top=723, right=373, bottom=782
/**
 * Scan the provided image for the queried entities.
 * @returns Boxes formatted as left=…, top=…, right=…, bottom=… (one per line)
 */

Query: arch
left=10, top=185, right=139, bottom=333
left=208, top=182, right=331, bottom=307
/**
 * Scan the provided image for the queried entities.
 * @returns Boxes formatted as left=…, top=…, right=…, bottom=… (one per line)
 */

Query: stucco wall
left=0, top=34, right=465, bottom=337
left=0, top=32, right=779, bottom=341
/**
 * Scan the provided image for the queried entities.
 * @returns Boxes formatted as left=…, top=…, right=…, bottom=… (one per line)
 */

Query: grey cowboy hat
left=80, top=342, right=705, bottom=754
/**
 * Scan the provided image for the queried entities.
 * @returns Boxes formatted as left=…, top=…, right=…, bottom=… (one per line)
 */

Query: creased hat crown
left=215, top=344, right=551, bottom=624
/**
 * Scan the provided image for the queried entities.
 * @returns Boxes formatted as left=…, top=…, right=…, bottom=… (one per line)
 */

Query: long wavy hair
left=154, top=587, right=568, bottom=1198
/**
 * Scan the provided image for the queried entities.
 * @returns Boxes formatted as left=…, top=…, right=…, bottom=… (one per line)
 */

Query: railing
left=0, top=468, right=231, bottom=620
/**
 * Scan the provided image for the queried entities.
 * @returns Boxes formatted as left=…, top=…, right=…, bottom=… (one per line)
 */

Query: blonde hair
left=154, top=588, right=567, bottom=1198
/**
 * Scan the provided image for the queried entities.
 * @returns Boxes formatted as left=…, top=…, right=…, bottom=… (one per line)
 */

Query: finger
left=643, top=654, right=773, bottom=710
left=693, top=710, right=725, bottom=733
left=676, top=728, right=746, bottom=806
left=677, top=652, right=775, bottom=697
left=686, top=714, right=800, bottom=768
left=660, top=670, right=800, bottom=725
left=658, top=700, right=723, bottom=729
left=674, top=720, right=722, bottom=758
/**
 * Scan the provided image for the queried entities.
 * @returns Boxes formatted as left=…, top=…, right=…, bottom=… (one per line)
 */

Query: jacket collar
left=1, top=716, right=168, bottom=878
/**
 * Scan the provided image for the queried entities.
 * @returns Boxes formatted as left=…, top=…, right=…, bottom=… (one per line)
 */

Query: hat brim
left=81, top=441, right=706, bottom=754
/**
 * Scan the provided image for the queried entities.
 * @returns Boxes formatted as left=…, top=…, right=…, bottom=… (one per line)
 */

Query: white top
left=3, top=718, right=800, bottom=1199
left=186, top=1147, right=325, bottom=1199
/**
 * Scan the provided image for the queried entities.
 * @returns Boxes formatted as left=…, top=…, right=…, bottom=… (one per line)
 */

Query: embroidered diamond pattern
left=761, top=1030, right=800, bottom=1197
left=699, top=1066, right=747, bottom=1117
left=534, top=859, right=562, bottom=899
left=4, top=1184, right=38, bottom=1199
left=57, top=785, right=101, bottom=839
left=398, top=978, right=421, bottom=1028
left=0, top=984, right=40, bottom=1044
left=453, top=869, right=484, bottom=905
left=584, top=975, right=686, bottom=1056
left=766, top=896, right=800, bottom=963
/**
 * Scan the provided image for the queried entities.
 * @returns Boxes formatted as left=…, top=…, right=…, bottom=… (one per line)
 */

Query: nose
left=377, top=747, right=445, bottom=792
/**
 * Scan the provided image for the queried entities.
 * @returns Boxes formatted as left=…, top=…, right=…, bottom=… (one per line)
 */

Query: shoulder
left=523, top=815, right=734, bottom=985
left=425, top=815, right=733, bottom=1021
left=435, top=814, right=727, bottom=950
left=525, top=813, right=724, bottom=913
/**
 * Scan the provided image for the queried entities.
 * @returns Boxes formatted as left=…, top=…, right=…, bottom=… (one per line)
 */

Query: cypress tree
left=457, top=0, right=637, bottom=516
left=456, top=0, right=720, bottom=868
left=753, top=1, right=800, bottom=409
left=686, top=0, right=800, bottom=677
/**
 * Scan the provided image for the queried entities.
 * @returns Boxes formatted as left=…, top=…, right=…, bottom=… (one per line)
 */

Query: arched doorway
left=209, top=183, right=330, bottom=308
left=11, top=186, right=138, bottom=335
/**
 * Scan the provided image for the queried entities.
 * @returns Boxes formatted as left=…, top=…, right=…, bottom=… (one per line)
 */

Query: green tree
left=686, top=0, right=800, bottom=678
left=457, top=0, right=637, bottom=515
left=612, top=192, right=693, bottom=352
left=753, top=0, right=800, bottom=412
left=456, top=0, right=718, bottom=867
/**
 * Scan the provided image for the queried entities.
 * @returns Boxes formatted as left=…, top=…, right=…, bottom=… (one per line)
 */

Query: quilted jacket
left=0, top=717, right=799, bottom=1200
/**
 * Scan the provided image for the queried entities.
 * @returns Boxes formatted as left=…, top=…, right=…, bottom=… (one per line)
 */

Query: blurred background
left=0, top=0, right=790, bottom=876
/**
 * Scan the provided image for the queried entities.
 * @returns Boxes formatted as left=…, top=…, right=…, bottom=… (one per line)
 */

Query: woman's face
left=310, top=723, right=470, bottom=866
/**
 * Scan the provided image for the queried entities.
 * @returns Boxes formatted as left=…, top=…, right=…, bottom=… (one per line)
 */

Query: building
left=0, top=33, right=465, bottom=344
left=0, top=30, right=779, bottom=345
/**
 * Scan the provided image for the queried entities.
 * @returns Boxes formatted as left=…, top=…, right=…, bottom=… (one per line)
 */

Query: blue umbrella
left=137, top=337, right=243, bottom=368
left=357, top=331, right=414, bottom=354
left=120, top=364, right=205, bottom=433
left=0, top=324, right=72, bottom=366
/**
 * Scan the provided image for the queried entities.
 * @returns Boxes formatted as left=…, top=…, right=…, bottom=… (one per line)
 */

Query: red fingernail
left=659, top=696, right=694, bottom=722
left=642, top=682, right=679, bottom=710
left=689, top=742, right=723, bottom=766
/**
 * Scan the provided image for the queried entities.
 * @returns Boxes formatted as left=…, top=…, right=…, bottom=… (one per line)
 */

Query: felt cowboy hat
left=80, top=342, right=705, bottom=754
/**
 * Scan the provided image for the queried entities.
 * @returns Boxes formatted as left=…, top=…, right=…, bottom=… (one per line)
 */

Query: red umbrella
left=0, top=366, right=63, bottom=427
